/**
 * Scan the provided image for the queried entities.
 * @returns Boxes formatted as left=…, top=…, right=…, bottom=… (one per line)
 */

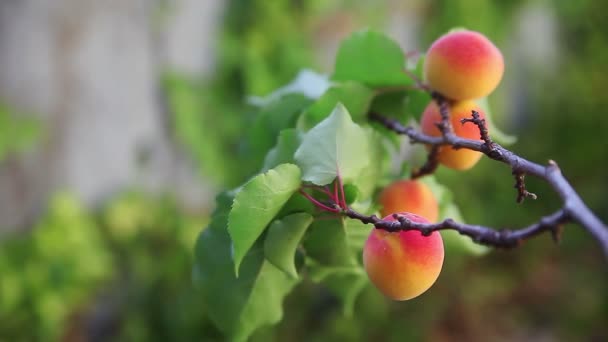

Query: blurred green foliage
left=1, top=0, right=608, bottom=340
left=0, top=194, right=112, bottom=340
left=0, top=191, right=214, bottom=341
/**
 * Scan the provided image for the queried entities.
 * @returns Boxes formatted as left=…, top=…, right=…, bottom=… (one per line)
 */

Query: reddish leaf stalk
left=298, top=189, right=340, bottom=213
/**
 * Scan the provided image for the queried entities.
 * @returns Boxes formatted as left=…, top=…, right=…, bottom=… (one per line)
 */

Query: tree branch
left=411, top=145, right=439, bottom=179
left=368, top=100, right=608, bottom=259
left=343, top=209, right=569, bottom=248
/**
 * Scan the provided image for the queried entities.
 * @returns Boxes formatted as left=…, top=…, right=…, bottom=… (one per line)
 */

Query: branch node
left=461, top=110, right=495, bottom=150
left=412, top=145, right=440, bottom=179
left=512, top=170, right=538, bottom=203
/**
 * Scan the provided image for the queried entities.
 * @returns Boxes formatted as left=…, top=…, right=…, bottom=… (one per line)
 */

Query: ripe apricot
left=363, top=213, right=444, bottom=300
left=424, top=30, right=504, bottom=100
left=379, top=180, right=438, bottom=222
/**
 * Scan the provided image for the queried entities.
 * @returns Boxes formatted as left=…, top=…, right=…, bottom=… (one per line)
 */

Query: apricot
left=363, top=213, right=444, bottom=301
left=379, top=180, right=438, bottom=222
left=424, top=30, right=504, bottom=100
left=420, top=100, right=485, bottom=170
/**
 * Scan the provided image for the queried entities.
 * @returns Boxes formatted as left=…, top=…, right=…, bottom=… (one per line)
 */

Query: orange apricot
left=363, top=213, right=444, bottom=300
left=424, top=30, right=504, bottom=100
left=379, top=180, right=439, bottom=222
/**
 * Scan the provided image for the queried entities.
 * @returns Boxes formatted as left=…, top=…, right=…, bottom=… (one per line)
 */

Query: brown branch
left=432, top=92, right=454, bottom=135
left=411, top=145, right=440, bottom=179
left=368, top=105, right=608, bottom=259
left=460, top=110, right=494, bottom=149
left=513, top=171, right=537, bottom=203
left=343, top=209, right=569, bottom=248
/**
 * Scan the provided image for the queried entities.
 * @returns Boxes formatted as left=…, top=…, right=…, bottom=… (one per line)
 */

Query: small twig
left=411, top=145, right=440, bottom=179
left=460, top=110, right=494, bottom=149
left=402, top=69, right=432, bottom=92
left=513, top=170, right=537, bottom=203
left=432, top=93, right=454, bottom=135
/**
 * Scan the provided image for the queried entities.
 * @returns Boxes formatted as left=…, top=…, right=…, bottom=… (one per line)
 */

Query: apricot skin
left=420, top=100, right=486, bottom=170
left=363, top=213, right=444, bottom=301
left=379, top=180, right=439, bottom=222
left=424, top=30, right=504, bottom=100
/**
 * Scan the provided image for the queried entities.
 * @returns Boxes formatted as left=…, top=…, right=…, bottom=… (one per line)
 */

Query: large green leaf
left=304, top=217, right=369, bottom=315
left=298, top=82, right=375, bottom=130
left=304, top=218, right=357, bottom=267
left=305, top=259, right=365, bottom=282
left=333, top=29, right=412, bottom=87
left=406, top=89, right=432, bottom=120
left=275, top=192, right=315, bottom=218
left=194, top=194, right=299, bottom=341
left=369, top=90, right=409, bottom=121
left=294, top=104, right=370, bottom=185
left=249, top=93, right=313, bottom=162
left=352, top=127, right=386, bottom=201
left=324, top=272, right=368, bottom=316
left=228, top=164, right=302, bottom=275
left=344, top=219, right=373, bottom=254
left=264, top=213, right=313, bottom=278
left=262, top=129, right=302, bottom=172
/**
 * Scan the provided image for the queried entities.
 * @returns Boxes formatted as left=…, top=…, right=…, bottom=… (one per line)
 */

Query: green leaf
left=276, top=192, right=315, bottom=218
left=324, top=272, right=368, bottom=316
left=294, top=104, right=370, bottom=186
left=306, top=259, right=365, bottom=283
left=228, top=164, right=302, bottom=275
left=249, top=93, right=313, bottom=161
left=194, top=195, right=299, bottom=341
left=262, top=129, right=302, bottom=172
left=477, top=97, right=517, bottom=145
left=264, top=213, right=313, bottom=278
left=333, top=29, right=412, bottom=87
left=344, top=219, right=373, bottom=254
left=369, top=90, right=409, bottom=120
left=298, top=82, right=375, bottom=130
left=304, top=217, right=369, bottom=316
left=406, top=90, right=432, bottom=120
left=351, top=127, right=386, bottom=201
left=304, top=218, right=357, bottom=267
left=248, top=69, right=331, bottom=106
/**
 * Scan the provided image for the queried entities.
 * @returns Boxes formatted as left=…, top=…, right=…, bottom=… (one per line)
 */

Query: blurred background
left=1, top=0, right=607, bottom=340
